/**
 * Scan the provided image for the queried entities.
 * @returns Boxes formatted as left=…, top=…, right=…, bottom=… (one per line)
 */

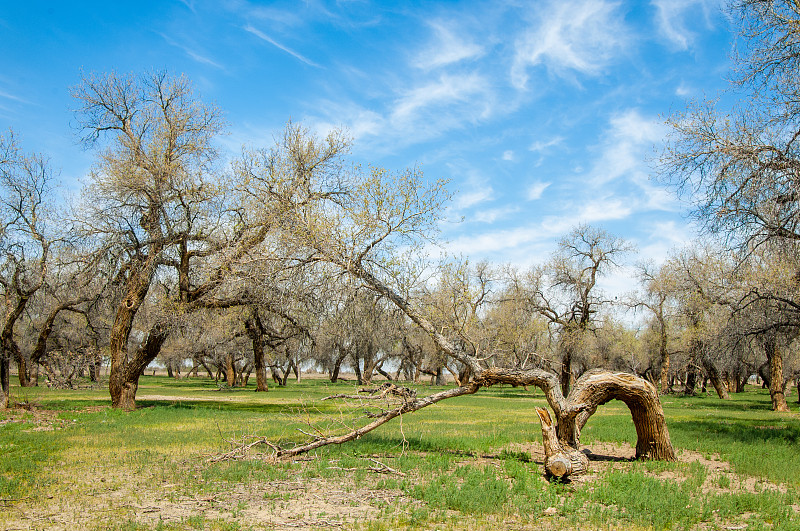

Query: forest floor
left=2, top=376, right=799, bottom=530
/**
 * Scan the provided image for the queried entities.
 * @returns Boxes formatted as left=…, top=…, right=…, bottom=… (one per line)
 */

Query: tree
left=659, top=1, right=800, bottom=411
left=633, top=261, right=679, bottom=394
left=516, top=225, right=633, bottom=396
left=73, top=71, right=231, bottom=409
left=236, top=125, right=675, bottom=476
left=1, top=131, right=92, bottom=406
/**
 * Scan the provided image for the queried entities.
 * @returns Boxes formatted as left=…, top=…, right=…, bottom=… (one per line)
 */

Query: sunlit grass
left=2, top=375, right=799, bottom=529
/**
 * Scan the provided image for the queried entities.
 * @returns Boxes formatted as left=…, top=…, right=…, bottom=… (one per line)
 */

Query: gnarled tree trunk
left=535, top=407, right=588, bottom=478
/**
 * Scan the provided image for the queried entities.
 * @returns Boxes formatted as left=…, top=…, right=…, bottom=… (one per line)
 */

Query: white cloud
left=530, top=136, right=564, bottom=152
left=244, top=24, right=321, bottom=67
left=159, top=33, right=223, bottom=69
left=676, top=82, right=692, bottom=97
left=527, top=181, right=551, bottom=200
left=414, top=21, right=484, bottom=70
left=576, top=196, right=634, bottom=222
left=502, top=150, right=515, bottom=161
left=472, top=205, right=521, bottom=223
left=390, top=73, right=489, bottom=123
left=588, top=109, right=665, bottom=185
left=0, top=89, right=30, bottom=104
left=651, top=0, right=720, bottom=50
left=511, top=0, right=630, bottom=88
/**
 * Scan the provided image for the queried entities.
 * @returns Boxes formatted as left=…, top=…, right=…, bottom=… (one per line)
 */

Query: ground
left=2, top=379, right=799, bottom=530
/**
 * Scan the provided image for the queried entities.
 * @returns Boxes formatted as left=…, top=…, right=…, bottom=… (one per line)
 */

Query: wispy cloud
left=0, top=89, right=30, bottom=104
left=527, top=181, right=551, bottom=200
left=244, top=24, right=322, bottom=68
left=529, top=136, right=563, bottom=152
left=413, top=20, right=485, bottom=70
left=159, top=33, right=223, bottom=69
left=472, top=205, right=521, bottom=223
left=587, top=109, right=665, bottom=185
left=576, top=196, right=634, bottom=222
left=391, top=73, right=489, bottom=123
left=511, top=0, right=630, bottom=88
left=651, top=0, right=720, bottom=50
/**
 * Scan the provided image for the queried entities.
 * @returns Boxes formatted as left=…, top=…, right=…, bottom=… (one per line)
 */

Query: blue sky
left=1, top=0, right=733, bottom=295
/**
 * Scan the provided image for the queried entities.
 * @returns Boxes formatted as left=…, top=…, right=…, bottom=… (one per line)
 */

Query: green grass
left=1, top=375, right=799, bottom=530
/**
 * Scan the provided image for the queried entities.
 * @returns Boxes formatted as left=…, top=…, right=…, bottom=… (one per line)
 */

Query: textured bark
left=659, top=326, right=670, bottom=395
left=475, top=367, right=676, bottom=462
left=110, top=322, right=169, bottom=410
left=245, top=312, right=269, bottom=392
left=702, top=357, right=730, bottom=400
left=560, top=346, right=573, bottom=397
left=765, top=337, right=790, bottom=412
left=535, top=407, right=589, bottom=478
left=0, top=353, right=9, bottom=409
left=568, top=370, right=676, bottom=460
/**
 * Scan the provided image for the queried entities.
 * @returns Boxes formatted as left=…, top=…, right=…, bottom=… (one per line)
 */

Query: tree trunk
left=15, top=354, right=32, bottom=387
left=764, top=336, right=790, bottom=412
left=353, top=354, right=363, bottom=385
left=560, top=346, right=573, bottom=397
left=225, top=353, right=236, bottom=387
left=659, top=323, right=670, bottom=395
left=110, top=323, right=169, bottom=410
left=330, top=362, right=341, bottom=383
left=435, top=366, right=446, bottom=386
left=683, top=367, right=697, bottom=395
left=476, top=367, right=676, bottom=462
left=702, top=358, right=730, bottom=400
left=0, top=352, right=9, bottom=409
left=109, top=256, right=160, bottom=410
left=245, top=313, right=269, bottom=392
left=535, top=407, right=588, bottom=478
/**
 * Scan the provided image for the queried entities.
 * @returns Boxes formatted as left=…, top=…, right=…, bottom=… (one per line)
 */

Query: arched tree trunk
left=475, top=367, right=676, bottom=462
left=238, top=368, right=676, bottom=478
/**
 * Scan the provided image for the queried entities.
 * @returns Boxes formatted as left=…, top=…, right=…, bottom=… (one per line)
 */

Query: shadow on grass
left=673, top=415, right=800, bottom=445
left=665, top=393, right=777, bottom=412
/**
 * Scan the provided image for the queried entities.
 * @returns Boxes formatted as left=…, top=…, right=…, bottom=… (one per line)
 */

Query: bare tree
left=235, top=125, right=675, bottom=476
left=515, top=225, right=633, bottom=396
left=73, top=71, right=234, bottom=409
left=1, top=131, right=94, bottom=406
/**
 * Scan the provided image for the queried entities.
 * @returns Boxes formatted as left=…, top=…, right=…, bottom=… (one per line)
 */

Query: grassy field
left=1, top=375, right=799, bottom=530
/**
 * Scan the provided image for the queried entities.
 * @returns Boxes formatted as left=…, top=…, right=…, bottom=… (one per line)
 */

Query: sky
left=0, top=0, right=734, bottom=298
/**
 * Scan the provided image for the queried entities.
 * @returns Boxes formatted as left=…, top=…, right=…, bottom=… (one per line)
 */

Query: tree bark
left=245, top=312, right=269, bottom=392
left=109, top=322, right=169, bottom=410
left=475, top=367, right=676, bottom=461
left=764, top=336, right=790, bottom=412
left=560, top=345, right=573, bottom=397
left=659, top=325, right=670, bottom=395
left=535, top=407, right=588, bottom=478
left=0, top=352, right=9, bottom=409
left=702, top=357, right=730, bottom=400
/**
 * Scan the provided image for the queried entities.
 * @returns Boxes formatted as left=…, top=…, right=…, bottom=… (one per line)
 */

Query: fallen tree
left=212, top=368, right=675, bottom=479
left=219, top=124, right=677, bottom=478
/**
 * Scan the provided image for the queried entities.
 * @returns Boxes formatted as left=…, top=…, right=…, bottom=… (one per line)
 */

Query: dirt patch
left=137, top=394, right=239, bottom=402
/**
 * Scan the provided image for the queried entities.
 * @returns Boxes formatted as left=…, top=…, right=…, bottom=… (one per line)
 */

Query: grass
left=1, top=375, right=799, bottom=529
